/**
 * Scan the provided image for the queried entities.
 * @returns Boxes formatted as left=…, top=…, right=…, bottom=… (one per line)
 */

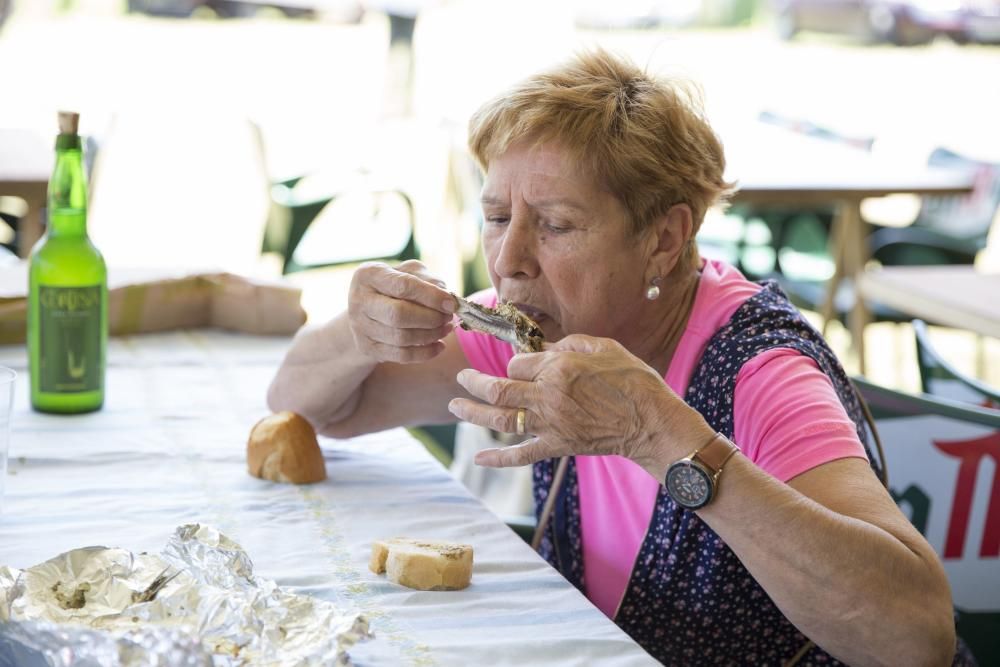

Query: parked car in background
left=126, top=0, right=362, bottom=21
left=774, top=0, right=1000, bottom=45
left=573, top=0, right=702, bottom=29
left=0, top=0, right=12, bottom=33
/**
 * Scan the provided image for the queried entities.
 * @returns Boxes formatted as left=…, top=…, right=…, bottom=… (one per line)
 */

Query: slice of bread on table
left=370, top=538, right=473, bottom=591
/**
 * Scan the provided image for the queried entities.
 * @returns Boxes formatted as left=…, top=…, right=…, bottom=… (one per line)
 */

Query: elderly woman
left=268, top=50, right=962, bottom=665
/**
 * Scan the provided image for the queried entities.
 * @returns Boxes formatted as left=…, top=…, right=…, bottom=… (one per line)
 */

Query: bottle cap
left=57, top=111, right=80, bottom=136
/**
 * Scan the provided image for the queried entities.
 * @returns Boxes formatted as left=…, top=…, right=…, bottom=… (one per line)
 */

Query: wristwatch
left=665, top=433, right=739, bottom=510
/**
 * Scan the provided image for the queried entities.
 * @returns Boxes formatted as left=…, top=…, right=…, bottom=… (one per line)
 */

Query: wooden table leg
left=820, top=200, right=869, bottom=374
left=820, top=205, right=847, bottom=336
left=841, top=202, right=869, bottom=375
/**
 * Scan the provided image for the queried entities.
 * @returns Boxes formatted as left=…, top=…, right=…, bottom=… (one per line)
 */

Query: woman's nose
left=492, top=217, right=539, bottom=280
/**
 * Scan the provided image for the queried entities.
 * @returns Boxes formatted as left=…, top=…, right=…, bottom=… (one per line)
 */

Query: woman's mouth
left=511, top=303, right=547, bottom=323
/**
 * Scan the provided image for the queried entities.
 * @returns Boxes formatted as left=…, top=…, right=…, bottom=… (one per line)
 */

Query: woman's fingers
left=455, top=369, right=533, bottom=408
left=395, top=258, right=448, bottom=290
left=506, top=335, right=615, bottom=380
left=356, top=315, right=453, bottom=347
left=474, top=438, right=563, bottom=468
left=506, top=351, right=547, bottom=381
left=359, top=261, right=455, bottom=314
left=550, top=333, right=618, bottom=354
left=365, top=340, right=446, bottom=364
left=356, top=284, right=453, bottom=330
left=448, top=397, right=533, bottom=435
left=347, top=261, right=459, bottom=364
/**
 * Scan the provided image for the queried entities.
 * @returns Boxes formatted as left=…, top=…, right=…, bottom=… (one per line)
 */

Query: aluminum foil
left=0, top=524, right=372, bottom=666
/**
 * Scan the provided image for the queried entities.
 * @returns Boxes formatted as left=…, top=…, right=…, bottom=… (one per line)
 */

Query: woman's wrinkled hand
left=348, top=259, right=456, bottom=364
left=448, top=334, right=699, bottom=469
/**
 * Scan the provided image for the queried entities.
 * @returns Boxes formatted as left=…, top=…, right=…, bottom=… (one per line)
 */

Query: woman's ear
left=645, top=203, right=694, bottom=281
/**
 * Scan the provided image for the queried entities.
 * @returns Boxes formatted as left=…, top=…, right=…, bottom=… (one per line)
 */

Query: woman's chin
left=537, top=320, right=564, bottom=342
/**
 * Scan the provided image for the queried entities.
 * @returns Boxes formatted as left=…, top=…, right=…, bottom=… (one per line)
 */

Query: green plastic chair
left=912, top=319, right=1000, bottom=406
left=868, top=148, right=1000, bottom=268
left=408, top=424, right=457, bottom=468
left=264, top=173, right=418, bottom=274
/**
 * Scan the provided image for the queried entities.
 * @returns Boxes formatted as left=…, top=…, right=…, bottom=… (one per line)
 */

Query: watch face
left=666, top=460, right=713, bottom=510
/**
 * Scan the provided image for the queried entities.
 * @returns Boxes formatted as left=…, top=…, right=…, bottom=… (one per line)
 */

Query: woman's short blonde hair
left=468, top=49, right=734, bottom=262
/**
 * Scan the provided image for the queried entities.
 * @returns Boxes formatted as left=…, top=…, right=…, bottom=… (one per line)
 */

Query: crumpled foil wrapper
left=0, top=524, right=372, bottom=666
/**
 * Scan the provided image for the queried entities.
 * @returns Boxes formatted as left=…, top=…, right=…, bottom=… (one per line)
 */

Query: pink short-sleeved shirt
left=453, top=259, right=867, bottom=619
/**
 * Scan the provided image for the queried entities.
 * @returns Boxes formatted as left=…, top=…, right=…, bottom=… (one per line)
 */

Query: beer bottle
left=27, top=111, right=107, bottom=413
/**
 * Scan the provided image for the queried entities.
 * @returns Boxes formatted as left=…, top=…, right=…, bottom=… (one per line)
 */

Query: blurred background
left=1, top=0, right=999, bottom=389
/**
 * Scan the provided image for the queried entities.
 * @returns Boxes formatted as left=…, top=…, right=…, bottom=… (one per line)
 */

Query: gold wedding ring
left=516, top=408, right=526, bottom=436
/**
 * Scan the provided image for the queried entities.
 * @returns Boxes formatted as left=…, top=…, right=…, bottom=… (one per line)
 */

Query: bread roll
left=247, top=411, right=327, bottom=484
left=369, top=538, right=473, bottom=591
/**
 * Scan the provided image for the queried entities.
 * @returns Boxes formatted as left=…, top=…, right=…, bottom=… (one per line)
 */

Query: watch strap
left=694, top=433, right=739, bottom=474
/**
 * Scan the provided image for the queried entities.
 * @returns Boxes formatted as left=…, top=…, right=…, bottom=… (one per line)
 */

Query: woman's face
left=480, top=141, right=653, bottom=343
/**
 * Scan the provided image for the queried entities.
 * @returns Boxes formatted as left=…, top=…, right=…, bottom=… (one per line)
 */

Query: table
left=0, top=128, right=50, bottom=258
left=0, top=330, right=655, bottom=666
left=857, top=265, right=1000, bottom=339
left=725, top=123, right=976, bottom=373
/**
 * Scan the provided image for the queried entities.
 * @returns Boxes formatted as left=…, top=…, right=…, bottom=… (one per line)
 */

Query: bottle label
left=38, top=285, right=102, bottom=393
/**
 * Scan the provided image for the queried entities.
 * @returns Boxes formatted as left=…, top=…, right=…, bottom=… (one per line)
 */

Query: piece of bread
left=247, top=411, right=327, bottom=484
left=369, top=538, right=473, bottom=591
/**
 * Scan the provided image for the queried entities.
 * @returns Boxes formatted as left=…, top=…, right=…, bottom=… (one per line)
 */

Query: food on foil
left=369, top=538, right=473, bottom=591
left=247, top=411, right=327, bottom=484
left=0, top=524, right=371, bottom=666
left=453, top=295, right=544, bottom=353
left=51, top=580, right=91, bottom=610
left=130, top=567, right=182, bottom=604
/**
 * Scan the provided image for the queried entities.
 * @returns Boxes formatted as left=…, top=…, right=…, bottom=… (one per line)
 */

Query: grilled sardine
left=453, top=296, right=544, bottom=353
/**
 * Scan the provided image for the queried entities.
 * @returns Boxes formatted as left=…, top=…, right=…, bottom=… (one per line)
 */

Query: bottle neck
left=48, top=134, right=88, bottom=238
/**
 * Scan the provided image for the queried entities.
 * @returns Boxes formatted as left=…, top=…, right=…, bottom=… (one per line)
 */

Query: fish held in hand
left=452, top=296, right=544, bottom=353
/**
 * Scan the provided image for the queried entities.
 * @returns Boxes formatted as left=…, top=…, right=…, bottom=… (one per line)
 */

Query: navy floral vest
left=532, top=282, right=879, bottom=665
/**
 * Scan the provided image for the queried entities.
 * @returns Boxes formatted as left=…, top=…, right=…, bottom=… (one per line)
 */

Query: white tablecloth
left=0, top=331, right=655, bottom=666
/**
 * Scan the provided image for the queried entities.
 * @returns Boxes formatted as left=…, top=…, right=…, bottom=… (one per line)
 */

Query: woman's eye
left=543, top=221, right=572, bottom=234
left=485, top=216, right=510, bottom=225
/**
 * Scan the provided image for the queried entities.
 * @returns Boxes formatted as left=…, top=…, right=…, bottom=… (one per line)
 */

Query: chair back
left=916, top=148, right=1000, bottom=242
left=270, top=174, right=418, bottom=274
left=913, top=319, right=1000, bottom=406
left=853, top=377, right=1000, bottom=664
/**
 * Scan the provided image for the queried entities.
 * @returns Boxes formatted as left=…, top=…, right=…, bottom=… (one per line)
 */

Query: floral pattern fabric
left=533, top=282, right=886, bottom=665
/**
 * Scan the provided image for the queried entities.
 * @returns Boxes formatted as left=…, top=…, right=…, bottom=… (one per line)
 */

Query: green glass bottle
left=27, top=111, right=107, bottom=413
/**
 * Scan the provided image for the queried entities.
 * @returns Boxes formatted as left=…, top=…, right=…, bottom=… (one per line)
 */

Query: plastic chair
left=408, top=424, right=457, bottom=468
left=912, top=319, right=1000, bottom=406
left=248, top=115, right=423, bottom=275
left=853, top=376, right=1000, bottom=665
left=739, top=206, right=911, bottom=326
left=264, top=171, right=418, bottom=274
left=870, top=148, right=1000, bottom=268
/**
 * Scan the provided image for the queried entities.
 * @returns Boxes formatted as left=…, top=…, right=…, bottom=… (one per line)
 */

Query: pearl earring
left=646, top=277, right=661, bottom=301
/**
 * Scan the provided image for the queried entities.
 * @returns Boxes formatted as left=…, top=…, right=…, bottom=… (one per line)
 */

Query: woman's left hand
left=448, top=334, right=704, bottom=469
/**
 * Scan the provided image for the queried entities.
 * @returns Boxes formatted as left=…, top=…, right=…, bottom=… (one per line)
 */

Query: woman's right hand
left=347, top=259, right=457, bottom=364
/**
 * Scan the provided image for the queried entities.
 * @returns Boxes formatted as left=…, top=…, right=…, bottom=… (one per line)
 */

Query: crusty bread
left=247, top=411, right=327, bottom=484
left=369, top=538, right=473, bottom=591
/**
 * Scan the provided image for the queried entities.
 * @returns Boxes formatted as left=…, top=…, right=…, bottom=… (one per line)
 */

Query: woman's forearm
left=701, top=455, right=953, bottom=666
left=267, top=313, right=377, bottom=430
